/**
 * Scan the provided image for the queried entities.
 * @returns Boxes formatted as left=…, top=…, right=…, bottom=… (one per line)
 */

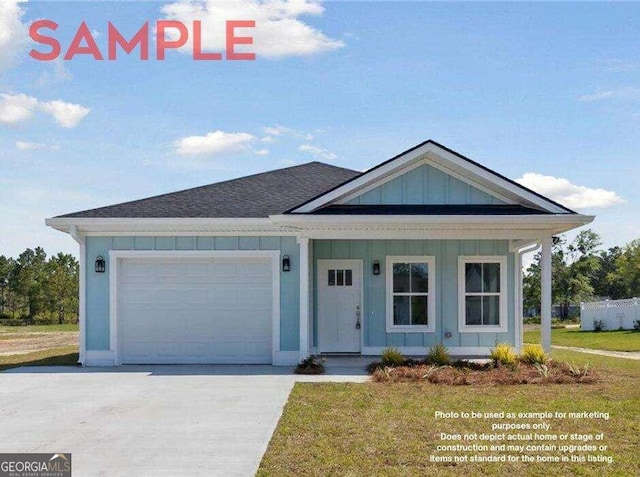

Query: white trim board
left=107, top=250, right=281, bottom=366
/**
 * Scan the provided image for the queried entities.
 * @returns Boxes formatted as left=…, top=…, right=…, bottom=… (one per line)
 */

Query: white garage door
left=117, top=257, right=274, bottom=364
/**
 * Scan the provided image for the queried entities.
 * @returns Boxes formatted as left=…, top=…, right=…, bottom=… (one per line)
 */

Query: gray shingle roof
left=58, top=162, right=360, bottom=218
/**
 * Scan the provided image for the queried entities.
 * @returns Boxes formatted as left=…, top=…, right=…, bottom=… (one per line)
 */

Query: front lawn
left=258, top=350, right=639, bottom=476
left=524, top=327, right=640, bottom=352
left=0, top=323, right=79, bottom=333
left=0, top=346, right=79, bottom=372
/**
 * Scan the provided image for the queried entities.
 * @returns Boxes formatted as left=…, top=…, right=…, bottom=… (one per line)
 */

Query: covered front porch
left=293, top=232, right=556, bottom=361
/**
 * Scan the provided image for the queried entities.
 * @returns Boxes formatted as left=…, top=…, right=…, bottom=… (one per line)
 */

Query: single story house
left=46, top=140, right=593, bottom=366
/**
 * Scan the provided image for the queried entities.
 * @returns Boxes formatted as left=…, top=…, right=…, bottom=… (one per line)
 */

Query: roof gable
left=344, top=163, right=507, bottom=206
left=289, top=140, right=575, bottom=215
left=58, top=162, right=359, bottom=219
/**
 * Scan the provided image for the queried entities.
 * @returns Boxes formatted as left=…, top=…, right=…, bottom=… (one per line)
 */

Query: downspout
left=69, top=225, right=86, bottom=366
left=515, top=242, right=539, bottom=352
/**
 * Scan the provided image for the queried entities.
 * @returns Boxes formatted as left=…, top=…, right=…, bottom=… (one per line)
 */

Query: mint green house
left=46, top=140, right=592, bottom=366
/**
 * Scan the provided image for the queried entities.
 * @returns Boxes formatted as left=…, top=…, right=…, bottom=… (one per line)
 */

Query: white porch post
left=541, top=237, right=552, bottom=353
left=69, top=226, right=86, bottom=365
left=298, top=237, right=310, bottom=360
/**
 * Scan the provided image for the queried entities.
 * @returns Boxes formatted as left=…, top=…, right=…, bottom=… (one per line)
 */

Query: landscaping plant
left=490, top=343, right=517, bottom=366
left=519, top=343, right=548, bottom=365
left=380, top=347, right=405, bottom=367
left=426, top=344, right=451, bottom=366
left=295, top=355, right=325, bottom=375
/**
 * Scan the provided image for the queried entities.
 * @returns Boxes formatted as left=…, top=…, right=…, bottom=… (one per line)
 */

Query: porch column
left=69, top=226, right=86, bottom=365
left=540, top=237, right=552, bottom=353
left=298, top=237, right=310, bottom=359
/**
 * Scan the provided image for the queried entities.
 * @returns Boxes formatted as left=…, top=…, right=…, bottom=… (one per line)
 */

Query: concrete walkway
left=552, top=345, right=640, bottom=360
left=0, top=365, right=369, bottom=477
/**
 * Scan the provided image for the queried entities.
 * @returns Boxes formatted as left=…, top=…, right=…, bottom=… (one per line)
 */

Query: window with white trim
left=386, top=256, right=435, bottom=332
left=458, top=256, right=508, bottom=332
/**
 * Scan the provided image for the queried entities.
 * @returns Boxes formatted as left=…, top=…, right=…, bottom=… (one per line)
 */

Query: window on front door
left=328, top=269, right=353, bottom=287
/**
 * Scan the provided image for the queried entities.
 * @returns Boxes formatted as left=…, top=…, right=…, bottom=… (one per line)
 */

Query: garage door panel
left=118, top=257, right=273, bottom=364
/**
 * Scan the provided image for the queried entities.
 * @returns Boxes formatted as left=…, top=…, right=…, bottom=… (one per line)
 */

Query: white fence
left=580, top=298, right=640, bottom=331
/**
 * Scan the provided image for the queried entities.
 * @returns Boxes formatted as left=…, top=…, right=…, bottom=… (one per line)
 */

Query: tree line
left=523, top=230, right=640, bottom=319
left=0, top=247, right=79, bottom=324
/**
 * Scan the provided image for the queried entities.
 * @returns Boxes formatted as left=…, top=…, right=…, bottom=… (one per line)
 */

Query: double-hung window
left=386, top=256, right=435, bottom=332
left=458, top=256, right=507, bottom=332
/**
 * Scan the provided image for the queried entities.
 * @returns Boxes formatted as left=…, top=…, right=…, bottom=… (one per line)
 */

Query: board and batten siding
left=313, top=239, right=515, bottom=349
left=346, top=164, right=505, bottom=205
left=84, top=236, right=300, bottom=352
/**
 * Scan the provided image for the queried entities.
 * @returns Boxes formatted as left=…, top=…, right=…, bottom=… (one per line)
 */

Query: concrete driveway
left=0, top=366, right=299, bottom=476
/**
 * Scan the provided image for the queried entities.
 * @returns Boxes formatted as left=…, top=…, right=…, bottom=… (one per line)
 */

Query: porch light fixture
left=372, top=259, right=380, bottom=275
left=282, top=255, right=291, bottom=272
left=95, top=256, right=106, bottom=273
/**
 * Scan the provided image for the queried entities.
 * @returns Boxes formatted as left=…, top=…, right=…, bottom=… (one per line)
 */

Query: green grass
left=0, top=323, right=79, bottom=333
left=0, top=346, right=79, bottom=372
left=524, top=327, right=640, bottom=352
left=258, top=350, right=639, bottom=476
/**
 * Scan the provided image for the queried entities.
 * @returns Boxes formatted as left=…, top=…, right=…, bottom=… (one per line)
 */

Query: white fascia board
left=44, top=217, right=290, bottom=236
left=271, top=214, right=594, bottom=239
left=289, top=142, right=572, bottom=214
left=271, top=213, right=593, bottom=228
left=424, top=146, right=570, bottom=213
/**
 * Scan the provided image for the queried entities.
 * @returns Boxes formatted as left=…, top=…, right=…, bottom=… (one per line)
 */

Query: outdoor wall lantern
left=372, top=259, right=381, bottom=275
left=95, top=256, right=106, bottom=273
left=282, top=255, right=291, bottom=272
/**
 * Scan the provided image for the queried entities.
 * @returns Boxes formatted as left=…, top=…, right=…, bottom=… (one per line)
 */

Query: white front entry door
left=317, top=260, right=362, bottom=353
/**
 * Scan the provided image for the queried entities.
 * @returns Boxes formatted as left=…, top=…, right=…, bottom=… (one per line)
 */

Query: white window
left=386, top=256, right=436, bottom=333
left=458, top=256, right=508, bottom=332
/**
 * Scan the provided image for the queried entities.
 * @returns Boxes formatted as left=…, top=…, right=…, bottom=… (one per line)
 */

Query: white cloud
left=0, top=0, right=28, bottom=73
left=39, top=100, right=91, bottom=128
left=15, top=141, right=59, bottom=150
left=298, top=143, right=336, bottom=161
left=0, top=93, right=38, bottom=124
left=263, top=124, right=313, bottom=140
left=160, top=0, right=344, bottom=59
left=36, top=60, right=74, bottom=87
left=515, top=173, right=625, bottom=209
left=579, top=87, right=640, bottom=103
left=0, top=93, right=90, bottom=128
left=254, top=148, right=269, bottom=156
left=174, top=130, right=255, bottom=156
left=261, top=136, right=274, bottom=143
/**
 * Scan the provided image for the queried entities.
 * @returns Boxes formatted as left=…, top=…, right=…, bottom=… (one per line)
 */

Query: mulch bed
left=369, top=360, right=598, bottom=385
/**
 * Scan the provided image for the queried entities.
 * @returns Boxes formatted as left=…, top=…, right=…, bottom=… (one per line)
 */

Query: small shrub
left=295, top=355, right=325, bottom=375
left=381, top=347, right=405, bottom=367
left=426, top=344, right=451, bottom=366
left=490, top=343, right=517, bottom=366
left=533, top=363, right=549, bottom=378
left=634, top=320, right=640, bottom=331
left=567, top=362, right=590, bottom=380
left=520, top=344, right=548, bottom=365
left=593, top=320, right=605, bottom=332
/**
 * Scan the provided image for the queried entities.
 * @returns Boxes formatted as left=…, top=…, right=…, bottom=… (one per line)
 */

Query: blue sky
left=0, top=1, right=638, bottom=258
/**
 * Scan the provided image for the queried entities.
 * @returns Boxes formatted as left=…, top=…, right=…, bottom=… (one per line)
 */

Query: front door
left=317, top=260, right=362, bottom=353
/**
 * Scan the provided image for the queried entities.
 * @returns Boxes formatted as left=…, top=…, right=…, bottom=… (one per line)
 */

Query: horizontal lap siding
left=312, top=239, right=515, bottom=349
left=85, top=236, right=299, bottom=352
